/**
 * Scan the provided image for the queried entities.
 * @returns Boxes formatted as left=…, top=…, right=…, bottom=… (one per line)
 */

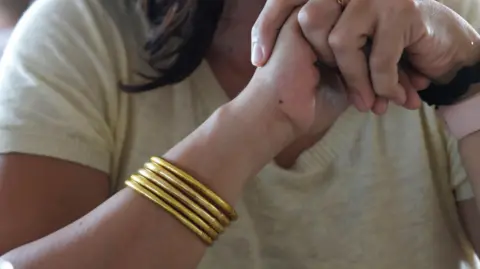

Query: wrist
left=214, top=103, right=292, bottom=159
left=230, top=81, right=297, bottom=151
left=163, top=90, right=294, bottom=201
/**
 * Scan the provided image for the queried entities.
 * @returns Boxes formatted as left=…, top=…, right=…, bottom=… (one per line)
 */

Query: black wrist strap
left=418, top=62, right=480, bottom=107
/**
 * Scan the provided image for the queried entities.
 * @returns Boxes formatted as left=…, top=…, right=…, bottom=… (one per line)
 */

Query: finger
left=408, top=71, right=430, bottom=91
left=329, top=2, right=375, bottom=112
left=369, top=16, right=407, bottom=105
left=251, top=0, right=306, bottom=67
left=277, top=8, right=306, bottom=41
left=298, top=0, right=342, bottom=65
left=372, top=97, right=389, bottom=115
left=404, top=88, right=422, bottom=110
left=398, top=69, right=422, bottom=110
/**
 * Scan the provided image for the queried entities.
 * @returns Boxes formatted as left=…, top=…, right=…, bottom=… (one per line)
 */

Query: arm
left=0, top=1, right=315, bottom=267
left=0, top=96, right=292, bottom=268
left=0, top=0, right=287, bottom=266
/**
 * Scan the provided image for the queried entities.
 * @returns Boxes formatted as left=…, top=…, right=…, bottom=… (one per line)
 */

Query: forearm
left=165, top=83, right=294, bottom=203
left=3, top=189, right=206, bottom=269
left=2, top=88, right=293, bottom=268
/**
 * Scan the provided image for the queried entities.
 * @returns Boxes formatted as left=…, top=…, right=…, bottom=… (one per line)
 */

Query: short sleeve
left=445, top=130, right=474, bottom=201
left=0, top=0, right=125, bottom=173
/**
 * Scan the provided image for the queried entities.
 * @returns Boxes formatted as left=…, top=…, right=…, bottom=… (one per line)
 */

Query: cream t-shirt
left=0, top=0, right=479, bottom=268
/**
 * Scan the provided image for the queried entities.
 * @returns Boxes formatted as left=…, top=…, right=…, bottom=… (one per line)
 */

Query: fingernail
left=251, top=43, right=264, bottom=66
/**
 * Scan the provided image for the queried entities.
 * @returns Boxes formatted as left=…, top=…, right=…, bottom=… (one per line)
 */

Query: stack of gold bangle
left=125, top=156, right=237, bottom=245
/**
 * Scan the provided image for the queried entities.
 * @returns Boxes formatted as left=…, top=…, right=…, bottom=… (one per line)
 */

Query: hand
left=252, top=0, right=426, bottom=114
left=314, top=0, right=480, bottom=112
left=299, top=0, right=433, bottom=114
left=251, top=0, right=307, bottom=67
left=240, top=8, right=348, bottom=140
left=406, top=1, right=480, bottom=83
left=254, top=0, right=480, bottom=114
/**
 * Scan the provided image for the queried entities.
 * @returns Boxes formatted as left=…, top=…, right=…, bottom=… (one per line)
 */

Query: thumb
left=251, top=0, right=305, bottom=66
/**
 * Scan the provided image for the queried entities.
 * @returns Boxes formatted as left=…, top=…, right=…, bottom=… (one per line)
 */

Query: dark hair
left=122, top=0, right=224, bottom=92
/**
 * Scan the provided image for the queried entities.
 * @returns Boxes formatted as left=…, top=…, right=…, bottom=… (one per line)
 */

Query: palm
left=259, top=23, right=347, bottom=134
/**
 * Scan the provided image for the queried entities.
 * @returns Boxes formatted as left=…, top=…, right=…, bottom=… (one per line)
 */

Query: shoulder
left=8, top=0, right=149, bottom=81
left=0, top=0, right=148, bottom=173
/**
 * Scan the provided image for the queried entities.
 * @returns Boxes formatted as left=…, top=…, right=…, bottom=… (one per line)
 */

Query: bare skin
left=0, top=3, right=318, bottom=268
left=208, top=0, right=334, bottom=168
left=0, top=0, right=479, bottom=268
left=209, top=0, right=480, bottom=254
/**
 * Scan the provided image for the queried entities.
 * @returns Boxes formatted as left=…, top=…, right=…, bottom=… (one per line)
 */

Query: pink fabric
left=438, top=92, right=480, bottom=140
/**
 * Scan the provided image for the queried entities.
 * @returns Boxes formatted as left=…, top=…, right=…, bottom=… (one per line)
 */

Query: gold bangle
left=125, top=180, right=213, bottom=245
left=130, top=174, right=219, bottom=240
left=138, top=168, right=224, bottom=233
left=151, top=157, right=238, bottom=220
left=144, top=162, right=231, bottom=226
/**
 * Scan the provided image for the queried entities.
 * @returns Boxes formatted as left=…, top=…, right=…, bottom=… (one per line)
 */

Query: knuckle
left=370, top=82, right=398, bottom=101
left=298, top=4, right=319, bottom=29
left=298, top=1, right=337, bottom=29
left=328, top=31, right=350, bottom=53
left=371, top=78, right=399, bottom=98
left=383, top=90, right=402, bottom=101
left=376, top=87, right=397, bottom=99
